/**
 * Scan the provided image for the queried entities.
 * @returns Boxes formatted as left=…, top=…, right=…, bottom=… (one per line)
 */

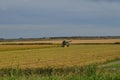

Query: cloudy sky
left=0, top=0, right=120, bottom=38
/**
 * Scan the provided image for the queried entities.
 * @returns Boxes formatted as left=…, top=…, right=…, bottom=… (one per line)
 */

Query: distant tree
left=0, top=38, right=4, bottom=41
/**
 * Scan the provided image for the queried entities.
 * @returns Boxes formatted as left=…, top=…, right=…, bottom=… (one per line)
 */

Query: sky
left=0, top=0, right=120, bottom=38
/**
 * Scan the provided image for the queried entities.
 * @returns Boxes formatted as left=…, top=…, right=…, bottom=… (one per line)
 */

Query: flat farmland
left=0, top=45, right=57, bottom=51
left=0, top=39, right=120, bottom=44
left=0, top=44, right=120, bottom=68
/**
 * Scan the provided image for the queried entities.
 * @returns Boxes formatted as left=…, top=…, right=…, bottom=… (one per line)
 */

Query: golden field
left=0, top=44, right=120, bottom=69
left=0, top=45, right=57, bottom=51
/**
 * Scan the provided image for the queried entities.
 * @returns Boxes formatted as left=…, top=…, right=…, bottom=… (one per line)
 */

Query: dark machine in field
left=62, top=40, right=71, bottom=47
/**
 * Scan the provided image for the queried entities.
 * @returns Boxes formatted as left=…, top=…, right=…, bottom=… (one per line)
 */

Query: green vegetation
left=0, top=64, right=119, bottom=80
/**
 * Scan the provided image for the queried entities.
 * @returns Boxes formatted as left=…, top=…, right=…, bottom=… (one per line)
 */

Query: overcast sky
left=0, top=0, right=120, bottom=38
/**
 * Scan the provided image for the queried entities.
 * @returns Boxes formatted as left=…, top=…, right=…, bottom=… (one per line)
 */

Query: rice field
left=0, top=39, right=120, bottom=80
left=0, top=44, right=120, bottom=68
left=0, top=45, right=57, bottom=51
